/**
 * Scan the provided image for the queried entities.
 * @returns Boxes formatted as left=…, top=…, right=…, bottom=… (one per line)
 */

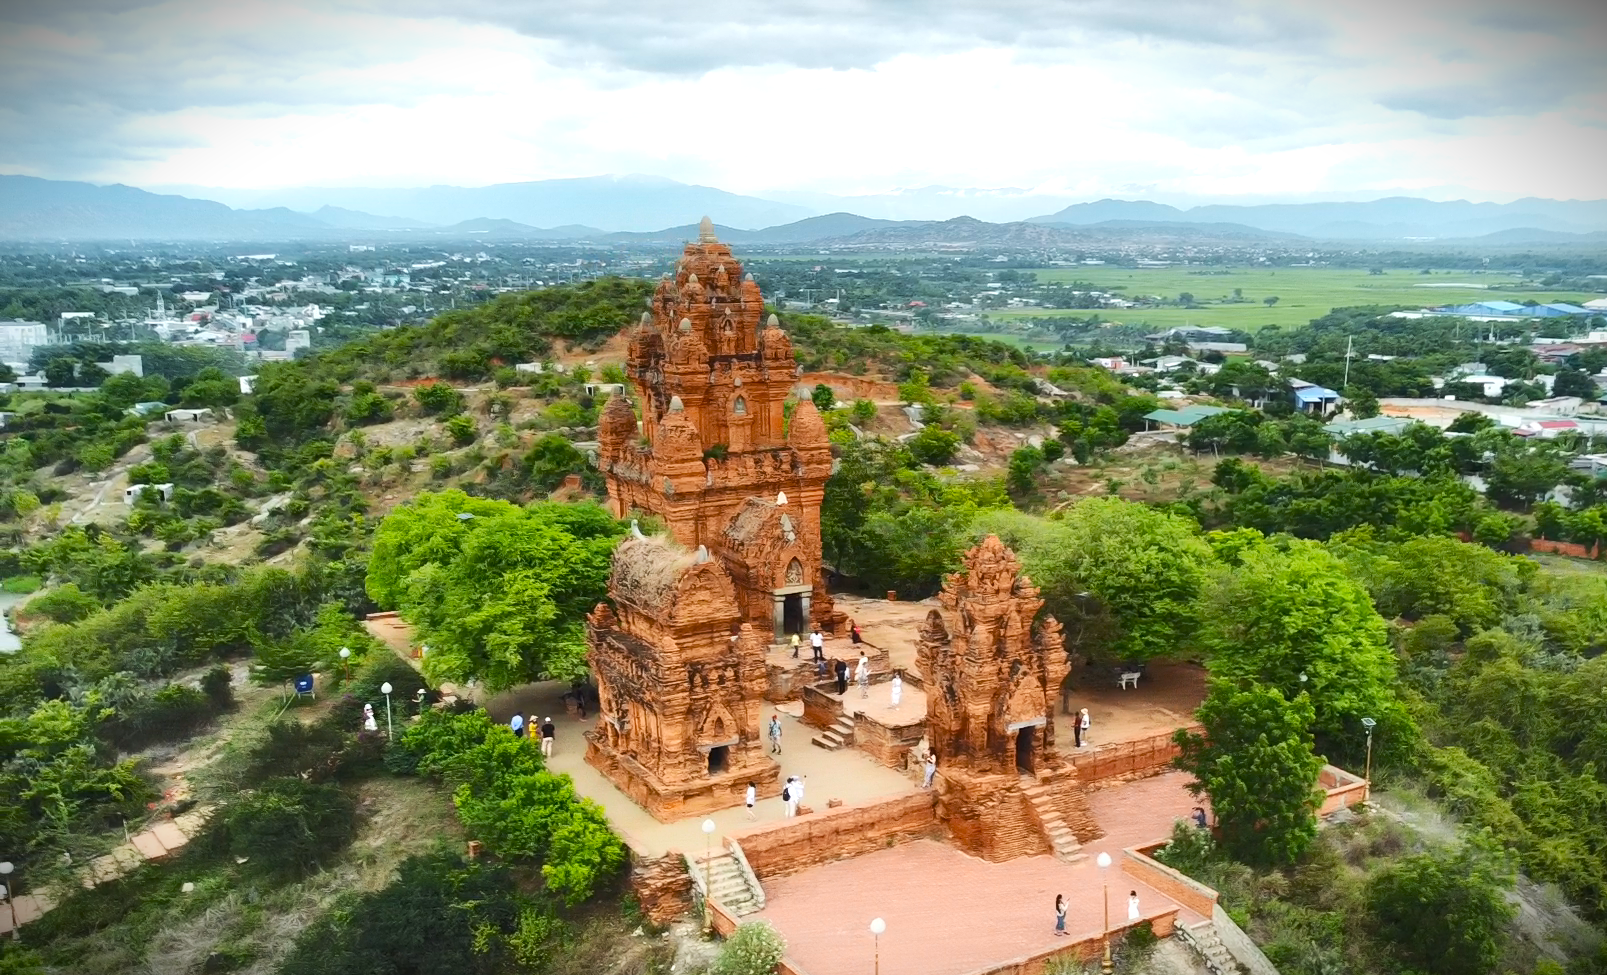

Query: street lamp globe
left=701, top=818, right=716, bottom=835
left=870, top=917, right=886, bottom=936
left=1096, top=851, right=1111, bottom=869
left=380, top=682, right=392, bottom=695
left=338, top=647, right=350, bottom=660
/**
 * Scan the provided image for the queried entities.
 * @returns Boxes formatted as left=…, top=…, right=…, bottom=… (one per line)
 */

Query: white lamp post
left=0, top=861, right=15, bottom=939
left=338, top=646, right=350, bottom=681
left=1096, top=851, right=1113, bottom=974
left=701, top=818, right=717, bottom=934
left=869, top=917, right=886, bottom=975
left=380, top=682, right=393, bottom=738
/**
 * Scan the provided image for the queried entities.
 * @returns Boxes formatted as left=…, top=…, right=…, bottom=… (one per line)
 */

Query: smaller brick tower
left=918, top=535, right=1100, bottom=861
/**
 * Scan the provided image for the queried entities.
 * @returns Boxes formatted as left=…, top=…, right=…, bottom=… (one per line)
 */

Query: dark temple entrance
left=782, top=593, right=805, bottom=635
left=707, top=745, right=729, bottom=775
left=1014, top=728, right=1035, bottom=774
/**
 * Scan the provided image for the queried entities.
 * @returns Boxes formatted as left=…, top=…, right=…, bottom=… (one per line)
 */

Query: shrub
left=713, top=920, right=787, bottom=975
left=277, top=851, right=522, bottom=975
left=200, top=664, right=235, bottom=710
left=209, top=778, right=356, bottom=878
left=26, top=583, right=100, bottom=623
left=907, top=426, right=961, bottom=466
left=98, top=682, right=215, bottom=752
left=413, top=382, right=463, bottom=416
left=445, top=413, right=477, bottom=446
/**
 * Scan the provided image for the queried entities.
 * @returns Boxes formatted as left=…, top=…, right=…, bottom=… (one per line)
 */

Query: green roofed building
left=1143, top=405, right=1229, bottom=430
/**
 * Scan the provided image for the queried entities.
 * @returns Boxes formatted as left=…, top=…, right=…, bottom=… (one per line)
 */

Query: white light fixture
left=380, top=682, right=394, bottom=738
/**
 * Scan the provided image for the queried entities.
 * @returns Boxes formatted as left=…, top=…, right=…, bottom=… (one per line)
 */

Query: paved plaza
left=751, top=772, right=1210, bottom=975
left=487, top=681, right=918, bottom=856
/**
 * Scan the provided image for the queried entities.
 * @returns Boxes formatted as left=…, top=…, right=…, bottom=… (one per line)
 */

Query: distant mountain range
left=4, top=173, right=1607, bottom=246
left=1026, top=197, right=1607, bottom=239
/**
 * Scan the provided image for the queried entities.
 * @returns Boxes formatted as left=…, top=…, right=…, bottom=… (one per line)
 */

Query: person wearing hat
left=540, top=716, right=556, bottom=757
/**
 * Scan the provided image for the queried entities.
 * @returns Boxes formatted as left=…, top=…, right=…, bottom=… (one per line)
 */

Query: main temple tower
left=596, top=217, right=834, bottom=640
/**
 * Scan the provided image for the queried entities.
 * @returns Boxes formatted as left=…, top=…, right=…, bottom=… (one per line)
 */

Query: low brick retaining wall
left=726, top=791, right=941, bottom=881
left=1070, top=726, right=1201, bottom=784
left=629, top=851, right=694, bottom=925
left=1318, top=764, right=1369, bottom=815
left=1124, top=842, right=1219, bottom=918
left=952, top=914, right=1178, bottom=975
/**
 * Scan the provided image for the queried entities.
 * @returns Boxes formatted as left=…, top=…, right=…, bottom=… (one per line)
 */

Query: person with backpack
left=769, top=714, right=782, bottom=754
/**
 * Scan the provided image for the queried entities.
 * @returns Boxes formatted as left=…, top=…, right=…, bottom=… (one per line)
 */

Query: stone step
left=810, top=733, right=842, bottom=751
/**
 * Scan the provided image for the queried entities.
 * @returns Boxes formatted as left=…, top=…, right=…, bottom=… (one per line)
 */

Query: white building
left=123, top=483, right=175, bottom=505
left=95, top=354, right=144, bottom=378
left=0, top=321, right=49, bottom=365
left=284, top=330, right=311, bottom=355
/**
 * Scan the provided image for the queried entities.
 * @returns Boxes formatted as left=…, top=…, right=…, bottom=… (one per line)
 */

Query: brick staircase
left=1020, top=776, right=1086, bottom=863
left=810, top=714, right=855, bottom=752
left=1179, top=919, right=1239, bottom=975
left=694, top=850, right=765, bottom=917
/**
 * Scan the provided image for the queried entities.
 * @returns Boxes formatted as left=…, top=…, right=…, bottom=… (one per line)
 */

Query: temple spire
left=698, top=216, right=717, bottom=243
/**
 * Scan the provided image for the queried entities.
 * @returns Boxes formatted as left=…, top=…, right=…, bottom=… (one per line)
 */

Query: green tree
left=1201, top=537, right=1400, bottom=748
left=810, top=383, right=836, bottom=412
left=445, top=413, right=477, bottom=446
left=1007, top=445, right=1044, bottom=495
left=368, top=494, right=624, bottom=689
left=1263, top=296, right=1280, bottom=307
left=1366, top=845, right=1515, bottom=975
left=1175, top=681, right=1323, bottom=868
left=976, top=500, right=1213, bottom=663
left=1553, top=368, right=1598, bottom=400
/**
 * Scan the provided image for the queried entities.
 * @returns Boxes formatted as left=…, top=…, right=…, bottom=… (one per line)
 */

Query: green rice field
left=994, top=267, right=1601, bottom=331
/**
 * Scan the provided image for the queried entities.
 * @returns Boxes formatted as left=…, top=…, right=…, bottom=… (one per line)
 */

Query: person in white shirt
left=745, top=781, right=757, bottom=820
left=793, top=775, right=806, bottom=809
left=809, top=627, right=825, bottom=662
left=889, top=674, right=902, bottom=709
left=1128, top=890, right=1140, bottom=921
left=782, top=776, right=797, bottom=817
left=856, top=655, right=870, bottom=698
left=1078, top=708, right=1091, bottom=748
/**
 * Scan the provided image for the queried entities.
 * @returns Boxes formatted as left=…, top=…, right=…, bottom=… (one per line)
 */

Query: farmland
left=988, top=266, right=1601, bottom=331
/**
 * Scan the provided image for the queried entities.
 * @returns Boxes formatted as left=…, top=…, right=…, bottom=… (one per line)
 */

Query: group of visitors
left=1053, top=891, right=1141, bottom=937
left=742, top=769, right=812, bottom=821
left=507, top=712, right=558, bottom=756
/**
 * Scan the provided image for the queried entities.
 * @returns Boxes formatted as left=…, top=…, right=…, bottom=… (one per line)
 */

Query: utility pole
left=1342, top=335, right=1355, bottom=390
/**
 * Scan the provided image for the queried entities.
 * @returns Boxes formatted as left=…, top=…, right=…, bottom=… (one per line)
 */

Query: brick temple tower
left=596, top=217, right=834, bottom=640
left=917, top=535, right=1099, bottom=861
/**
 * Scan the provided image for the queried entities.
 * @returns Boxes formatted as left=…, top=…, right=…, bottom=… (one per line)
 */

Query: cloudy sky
left=2, top=0, right=1604, bottom=208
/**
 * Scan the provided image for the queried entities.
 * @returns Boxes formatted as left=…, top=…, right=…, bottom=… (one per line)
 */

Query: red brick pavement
left=751, top=772, right=1209, bottom=975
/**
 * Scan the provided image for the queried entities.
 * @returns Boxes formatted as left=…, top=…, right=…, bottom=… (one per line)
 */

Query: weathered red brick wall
left=1124, top=845, right=1218, bottom=918
left=1318, top=764, right=1370, bottom=816
left=800, top=684, right=841, bottom=731
left=630, top=852, right=694, bottom=924
left=1070, top=726, right=1201, bottom=784
left=853, top=712, right=926, bottom=769
left=951, top=914, right=1178, bottom=975
left=941, top=770, right=1051, bottom=861
left=727, top=792, right=940, bottom=880
left=797, top=373, right=900, bottom=404
left=1530, top=537, right=1599, bottom=559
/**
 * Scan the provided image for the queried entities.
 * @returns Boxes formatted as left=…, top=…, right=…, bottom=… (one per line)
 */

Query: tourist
left=1128, top=891, right=1140, bottom=922
left=540, top=716, right=556, bottom=757
left=850, top=620, right=862, bottom=645
left=793, top=775, right=807, bottom=809
left=782, top=777, right=796, bottom=817
left=1191, top=806, right=1208, bottom=829
left=510, top=712, right=524, bottom=737
left=816, top=655, right=828, bottom=678
left=1072, top=707, right=1083, bottom=747
left=923, top=753, right=937, bottom=789
left=769, top=714, right=782, bottom=754
left=1054, top=894, right=1067, bottom=936
left=790, top=632, right=802, bottom=659
left=1078, top=708, right=1091, bottom=748
left=835, top=659, right=849, bottom=696
left=810, top=626, right=825, bottom=662
left=745, top=781, right=757, bottom=821
left=889, top=673, right=902, bottom=709
left=856, top=654, right=870, bottom=699
left=362, top=703, right=377, bottom=733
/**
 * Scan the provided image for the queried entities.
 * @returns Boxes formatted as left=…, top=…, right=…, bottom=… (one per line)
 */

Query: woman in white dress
left=889, top=674, right=902, bottom=709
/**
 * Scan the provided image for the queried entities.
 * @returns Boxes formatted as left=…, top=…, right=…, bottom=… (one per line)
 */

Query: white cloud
left=0, top=0, right=1603, bottom=205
